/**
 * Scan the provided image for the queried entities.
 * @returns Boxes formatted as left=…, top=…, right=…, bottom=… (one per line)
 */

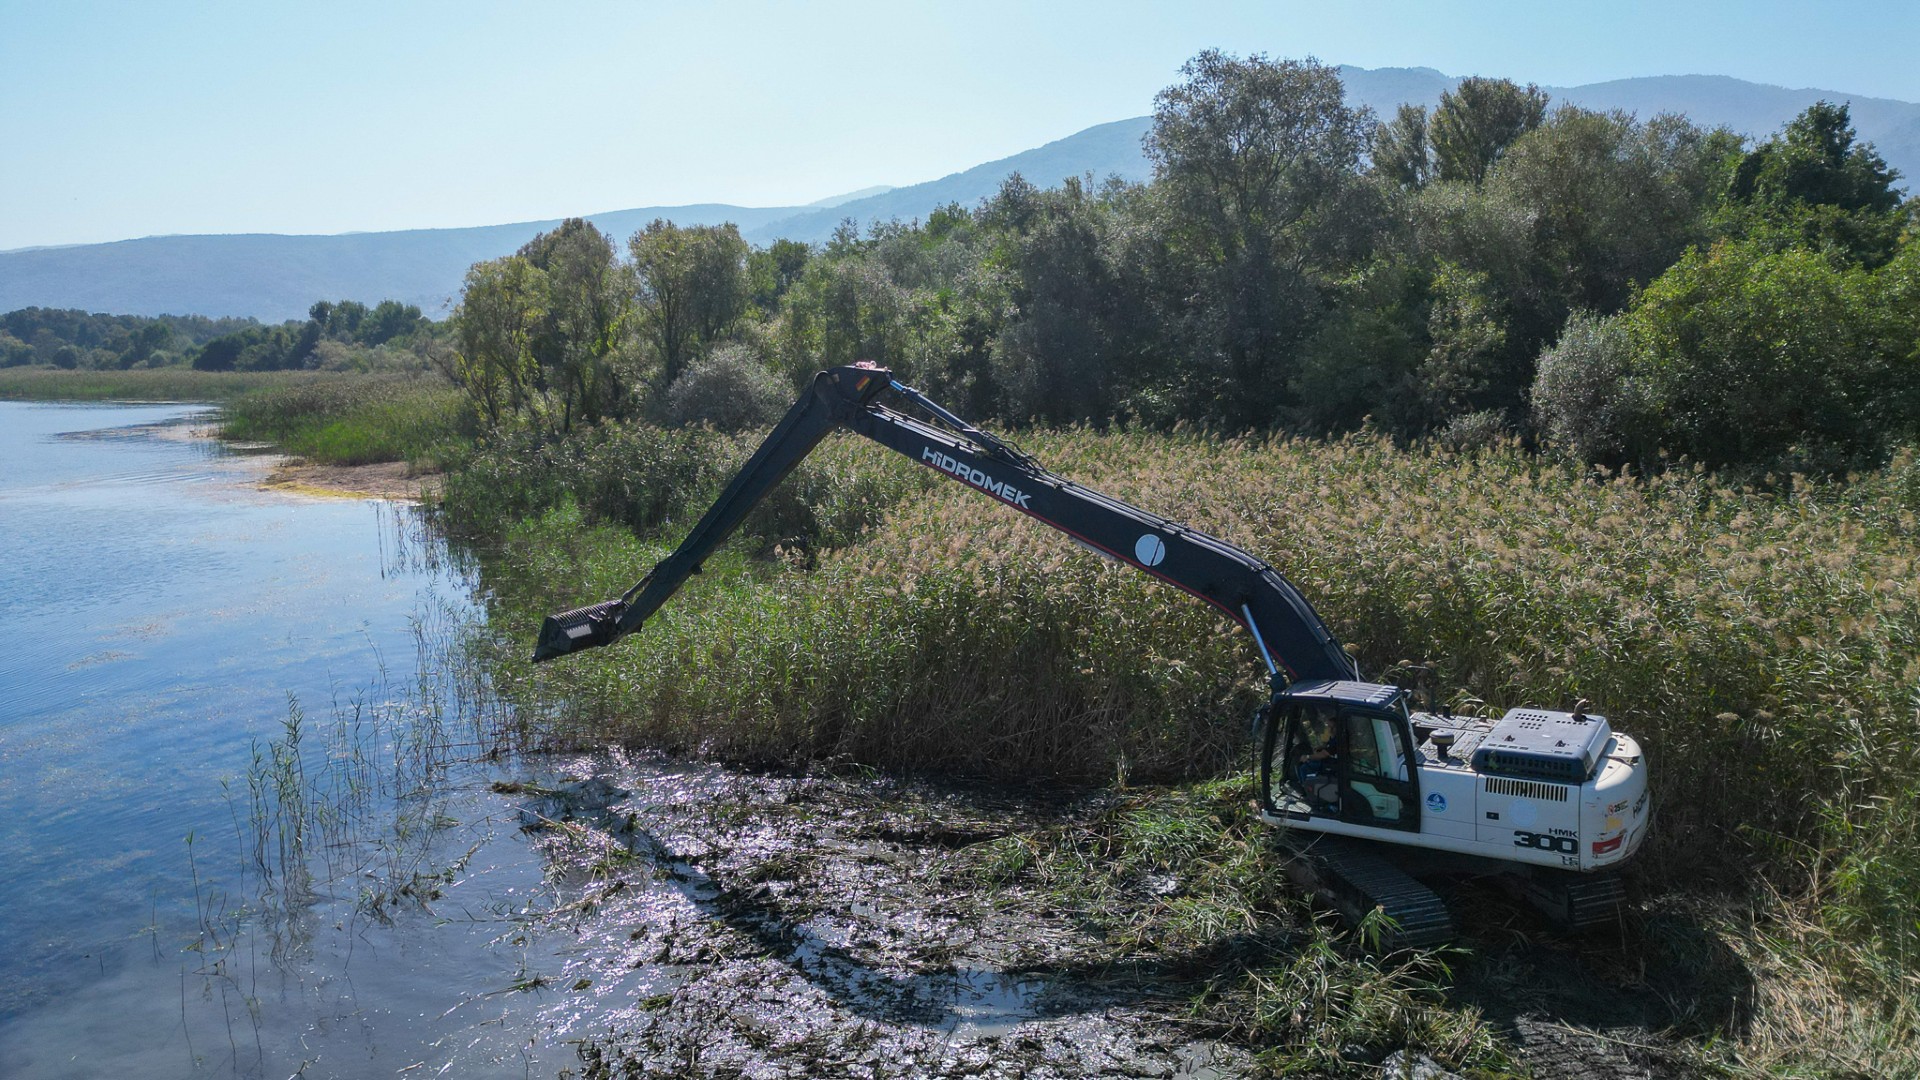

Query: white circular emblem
left=1135, top=534, right=1166, bottom=567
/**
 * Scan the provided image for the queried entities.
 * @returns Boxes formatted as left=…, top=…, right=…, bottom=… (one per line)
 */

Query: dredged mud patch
left=501, top=753, right=1249, bottom=1079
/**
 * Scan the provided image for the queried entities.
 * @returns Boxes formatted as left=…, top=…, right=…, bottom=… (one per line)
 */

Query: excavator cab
left=1261, top=681, right=1420, bottom=832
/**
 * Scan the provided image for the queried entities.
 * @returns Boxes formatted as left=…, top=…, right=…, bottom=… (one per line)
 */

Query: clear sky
left=3, top=0, right=1915, bottom=250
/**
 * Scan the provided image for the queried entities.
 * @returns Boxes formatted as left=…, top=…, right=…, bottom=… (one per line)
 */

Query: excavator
left=533, top=364, right=1651, bottom=946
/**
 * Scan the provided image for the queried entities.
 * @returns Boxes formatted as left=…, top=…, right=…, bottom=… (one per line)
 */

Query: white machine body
left=1258, top=683, right=1651, bottom=872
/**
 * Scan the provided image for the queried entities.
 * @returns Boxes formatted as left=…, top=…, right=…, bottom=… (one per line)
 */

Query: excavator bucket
left=532, top=598, right=624, bottom=662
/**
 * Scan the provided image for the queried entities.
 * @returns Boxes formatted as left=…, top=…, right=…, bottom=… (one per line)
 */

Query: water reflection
left=0, top=403, right=1086, bottom=1079
left=0, top=403, right=564, bottom=1077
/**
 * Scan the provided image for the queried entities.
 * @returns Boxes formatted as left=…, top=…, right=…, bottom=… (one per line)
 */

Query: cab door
left=1338, top=709, right=1420, bottom=831
left=1261, top=700, right=1335, bottom=816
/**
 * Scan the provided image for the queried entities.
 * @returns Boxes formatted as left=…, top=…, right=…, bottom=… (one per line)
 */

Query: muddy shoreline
left=508, top=760, right=1255, bottom=1079
left=149, top=411, right=445, bottom=500
left=260, top=457, right=442, bottom=500
left=493, top=757, right=1693, bottom=1080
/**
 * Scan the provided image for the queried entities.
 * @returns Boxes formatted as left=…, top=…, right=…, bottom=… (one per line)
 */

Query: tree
left=361, top=299, right=427, bottom=346
left=1292, top=257, right=1429, bottom=433
left=1725, top=101, right=1907, bottom=265
left=1144, top=51, right=1373, bottom=426
left=664, top=343, right=789, bottom=431
left=1372, top=103, right=1432, bottom=189
left=1429, top=77, right=1548, bottom=185
left=1417, top=263, right=1513, bottom=421
left=748, top=238, right=812, bottom=316
left=117, top=321, right=173, bottom=368
left=1530, top=311, right=1646, bottom=467
left=1489, top=108, right=1735, bottom=315
left=1623, top=240, right=1915, bottom=474
left=518, top=219, right=631, bottom=431
left=452, top=256, right=549, bottom=429
left=629, top=220, right=749, bottom=392
left=328, top=300, right=369, bottom=339
left=988, top=177, right=1142, bottom=423
left=193, top=334, right=244, bottom=372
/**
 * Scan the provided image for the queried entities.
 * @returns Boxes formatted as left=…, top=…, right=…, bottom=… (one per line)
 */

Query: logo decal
left=1135, top=534, right=1166, bottom=567
left=1426, top=792, right=1447, bottom=813
left=920, top=447, right=1032, bottom=508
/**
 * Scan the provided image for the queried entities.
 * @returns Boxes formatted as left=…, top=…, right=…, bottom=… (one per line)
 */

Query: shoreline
left=260, top=458, right=442, bottom=501
left=148, top=411, right=441, bottom=501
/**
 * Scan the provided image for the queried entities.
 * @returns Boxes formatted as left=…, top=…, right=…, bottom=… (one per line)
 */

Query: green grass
left=0, top=365, right=332, bottom=402
left=220, top=373, right=468, bottom=466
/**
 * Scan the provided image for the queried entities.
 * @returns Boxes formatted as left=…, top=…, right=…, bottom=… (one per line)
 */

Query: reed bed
left=0, top=365, right=326, bottom=402
left=220, top=372, right=467, bottom=465
left=447, top=426, right=1919, bottom=1073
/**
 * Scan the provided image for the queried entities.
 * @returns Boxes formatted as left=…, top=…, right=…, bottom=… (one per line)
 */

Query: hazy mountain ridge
left=1341, top=66, right=1920, bottom=174
left=741, top=118, right=1155, bottom=248
left=3, top=69, right=1913, bottom=322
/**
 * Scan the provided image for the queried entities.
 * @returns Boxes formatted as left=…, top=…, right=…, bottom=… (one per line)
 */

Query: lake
left=0, top=400, right=1117, bottom=1079
left=0, top=401, right=579, bottom=1077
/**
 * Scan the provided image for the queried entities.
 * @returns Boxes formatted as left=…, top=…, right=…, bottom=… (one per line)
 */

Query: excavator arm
left=533, top=364, right=1358, bottom=686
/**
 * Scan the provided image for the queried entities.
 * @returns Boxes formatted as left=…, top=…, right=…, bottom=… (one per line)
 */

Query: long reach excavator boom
left=533, top=362, right=1651, bottom=948
left=534, top=363, right=1356, bottom=684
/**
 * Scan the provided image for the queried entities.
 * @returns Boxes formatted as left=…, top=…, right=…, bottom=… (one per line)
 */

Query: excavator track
left=1520, top=870, right=1627, bottom=931
left=1280, top=834, right=1455, bottom=949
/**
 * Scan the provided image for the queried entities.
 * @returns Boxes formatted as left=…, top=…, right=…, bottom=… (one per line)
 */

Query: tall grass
left=438, top=423, right=936, bottom=547
left=220, top=373, right=468, bottom=466
left=455, top=427, right=1920, bottom=993
left=0, top=365, right=332, bottom=402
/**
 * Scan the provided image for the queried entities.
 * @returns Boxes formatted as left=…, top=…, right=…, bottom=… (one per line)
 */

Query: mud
left=485, top=754, right=1723, bottom=1080
left=262, top=458, right=442, bottom=500
left=503, top=755, right=1251, bottom=1079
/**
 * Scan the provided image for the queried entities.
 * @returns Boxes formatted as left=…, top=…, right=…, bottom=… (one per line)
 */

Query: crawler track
left=1281, top=834, right=1455, bottom=949
left=1522, top=870, right=1628, bottom=931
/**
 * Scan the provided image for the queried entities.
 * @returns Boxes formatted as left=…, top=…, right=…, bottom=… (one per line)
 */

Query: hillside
left=0, top=206, right=806, bottom=325
left=2, top=68, right=1913, bottom=322
left=1340, top=66, right=1920, bottom=179
left=741, top=117, right=1155, bottom=247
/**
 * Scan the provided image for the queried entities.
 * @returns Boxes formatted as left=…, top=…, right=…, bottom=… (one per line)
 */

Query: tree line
left=0, top=308, right=254, bottom=370
left=1, top=299, right=440, bottom=375
left=447, top=53, right=1917, bottom=479
left=190, top=298, right=436, bottom=373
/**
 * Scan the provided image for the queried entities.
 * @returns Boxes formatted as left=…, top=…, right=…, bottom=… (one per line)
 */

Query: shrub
left=437, top=422, right=741, bottom=540
left=1530, top=310, right=1646, bottom=466
left=221, top=374, right=466, bottom=466
left=664, top=343, right=789, bottom=431
left=1623, top=240, right=1918, bottom=476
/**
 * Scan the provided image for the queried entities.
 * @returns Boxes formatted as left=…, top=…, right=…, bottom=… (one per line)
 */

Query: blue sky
left=2, top=0, right=1915, bottom=250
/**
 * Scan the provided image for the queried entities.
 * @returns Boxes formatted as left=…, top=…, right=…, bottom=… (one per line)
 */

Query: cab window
left=1344, top=713, right=1408, bottom=782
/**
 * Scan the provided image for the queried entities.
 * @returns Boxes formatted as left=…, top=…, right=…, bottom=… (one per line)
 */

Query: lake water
left=0, top=402, right=580, bottom=1077
left=0, top=401, right=1080, bottom=1079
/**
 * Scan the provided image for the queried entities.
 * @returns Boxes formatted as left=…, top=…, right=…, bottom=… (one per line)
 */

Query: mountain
left=0, top=205, right=807, bottom=325
left=807, top=186, right=896, bottom=208
left=740, top=117, right=1154, bottom=247
left=3, top=69, right=1914, bottom=323
left=1337, top=67, right=1920, bottom=183
left=0, top=119, right=1156, bottom=322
